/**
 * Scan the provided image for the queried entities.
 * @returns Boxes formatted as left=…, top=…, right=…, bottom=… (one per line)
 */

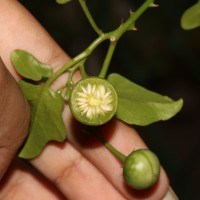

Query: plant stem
left=45, top=33, right=110, bottom=86
left=79, top=61, right=88, bottom=78
left=98, top=0, right=154, bottom=78
left=46, top=0, right=154, bottom=86
left=63, top=62, right=82, bottom=100
left=93, top=128, right=126, bottom=163
left=79, top=0, right=103, bottom=35
left=111, top=0, right=154, bottom=40
left=99, top=40, right=117, bottom=78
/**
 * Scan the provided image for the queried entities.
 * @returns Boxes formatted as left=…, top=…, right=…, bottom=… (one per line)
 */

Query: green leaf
left=11, top=50, right=52, bottom=81
left=56, top=0, right=71, bottom=4
left=108, top=73, right=183, bottom=126
left=18, top=80, right=67, bottom=159
left=181, top=1, right=200, bottom=30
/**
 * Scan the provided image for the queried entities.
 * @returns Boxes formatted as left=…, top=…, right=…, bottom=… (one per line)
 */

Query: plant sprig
left=11, top=0, right=183, bottom=161
left=46, top=0, right=155, bottom=86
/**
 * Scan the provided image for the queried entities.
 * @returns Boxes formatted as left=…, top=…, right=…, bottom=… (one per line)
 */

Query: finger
left=0, top=1, right=170, bottom=199
left=0, top=158, right=66, bottom=200
left=68, top=119, right=169, bottom=200
left=0, top=58, right=29, bottom=180
left=32, top=141, right=125, bottom=200
left=0, top=0, right=70, bottom=81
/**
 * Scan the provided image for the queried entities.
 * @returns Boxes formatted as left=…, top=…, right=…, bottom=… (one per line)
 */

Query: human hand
left=0, top=58, right=29, bottom=180
left=0, top=1, right=174, bottom=199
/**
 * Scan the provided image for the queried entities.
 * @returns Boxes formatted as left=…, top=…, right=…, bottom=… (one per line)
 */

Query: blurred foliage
left=181, top=1, right=200, bottom=30
left=19, top=0, right=200, bottom=199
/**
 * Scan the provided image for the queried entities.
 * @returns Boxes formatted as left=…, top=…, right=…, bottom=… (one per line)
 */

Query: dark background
left=19, top=0, right=200, bottom=199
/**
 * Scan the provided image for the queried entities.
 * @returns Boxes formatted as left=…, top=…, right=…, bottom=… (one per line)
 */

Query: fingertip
left=99, top=119, right=170, bottom=199
left=121, top=168, right=169, bottom=199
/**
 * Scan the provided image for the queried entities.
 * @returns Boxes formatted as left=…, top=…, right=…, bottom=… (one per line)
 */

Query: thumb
left=0, top=58, right=30, bottom=180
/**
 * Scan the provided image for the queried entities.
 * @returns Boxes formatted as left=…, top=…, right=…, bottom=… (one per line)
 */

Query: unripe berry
left=123, top=149, right=160, bottom=190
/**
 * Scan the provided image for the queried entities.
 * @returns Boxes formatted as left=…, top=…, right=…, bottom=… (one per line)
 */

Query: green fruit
left=123, top=149, right=160, bottom=190
left=69, top=77, right=118, bottom=126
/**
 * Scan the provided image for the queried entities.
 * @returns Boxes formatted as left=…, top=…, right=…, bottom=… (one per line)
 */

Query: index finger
left=0, top=0, right=70, bottom=81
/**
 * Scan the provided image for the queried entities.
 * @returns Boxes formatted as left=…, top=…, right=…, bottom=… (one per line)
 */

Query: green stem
left=46, top=0, right=154, bottom=86
left=99, top=0, right=154, bottom=78
left=63, top=62, right=82, bottom=100
left=112, top=0, right=154, bottom=40
left=94, top=129, right=126, bottom=163
left=79, top=61, right=88, bottom=78
left=79, top=0, right=103, bottom=35
left=99, top=41, right=117, bottom=78
left=45, top=33, right=110, bottom=86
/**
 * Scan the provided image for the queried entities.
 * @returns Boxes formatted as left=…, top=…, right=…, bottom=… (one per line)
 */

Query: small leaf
left=181, top=1, right=200, bottom=30
left=18, top=80, right=67, bottom=159
left=108, top=73, right=183, bottom=126
left=56, top=0, right=71, bottom=4
left=11, top=50, right=52, bottom=81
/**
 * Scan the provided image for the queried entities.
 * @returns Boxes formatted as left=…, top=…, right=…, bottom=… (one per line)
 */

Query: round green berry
left=123, top=149, right=160, bottom=190
left=69, top=77, right=118, bottom=126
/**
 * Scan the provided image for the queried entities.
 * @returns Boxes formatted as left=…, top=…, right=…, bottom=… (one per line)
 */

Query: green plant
left=11, top=0, right=183, bottom=190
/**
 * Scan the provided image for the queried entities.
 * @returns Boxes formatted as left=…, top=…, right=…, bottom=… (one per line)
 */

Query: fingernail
left=162, top=187, right=179, bottom=200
